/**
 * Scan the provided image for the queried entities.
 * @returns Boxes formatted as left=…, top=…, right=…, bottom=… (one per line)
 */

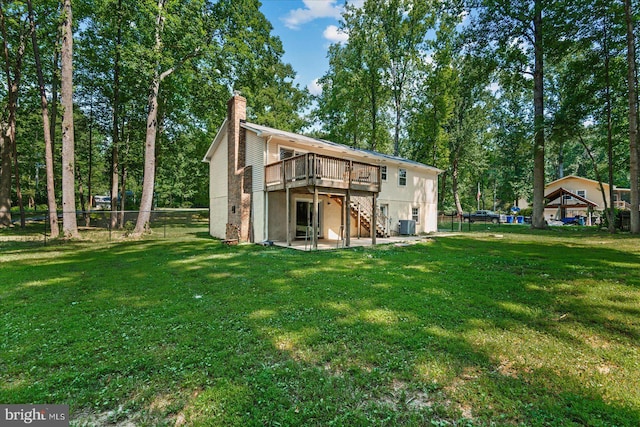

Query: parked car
left=463, top=210, right=507, bottom=224
left=561, top=216, right=586, bottom=226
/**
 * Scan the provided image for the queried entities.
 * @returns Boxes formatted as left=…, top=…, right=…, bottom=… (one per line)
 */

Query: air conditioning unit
left=399, top=220, right=416, bottom=235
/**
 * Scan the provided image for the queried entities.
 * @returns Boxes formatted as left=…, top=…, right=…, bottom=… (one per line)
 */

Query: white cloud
left=347, top=0, right=365, bottom=8
left=323, top=25, right=349, bottom=43
left=282, top=0, right=343, bottom=30
left=307, top=78, right=323, bottom=95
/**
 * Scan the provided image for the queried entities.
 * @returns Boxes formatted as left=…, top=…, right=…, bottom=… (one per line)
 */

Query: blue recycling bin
left=516, top=216, right=524, bottom=224
left=506, top=216, right=513, bottom=224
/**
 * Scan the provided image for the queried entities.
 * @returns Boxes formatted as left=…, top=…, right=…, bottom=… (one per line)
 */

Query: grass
left=1, top=225, right=639, bottom=426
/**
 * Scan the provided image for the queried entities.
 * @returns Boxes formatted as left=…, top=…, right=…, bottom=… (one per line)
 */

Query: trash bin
left=506, top=216, right=513, bottom=224
left=516, top=216, right=524, bottom=224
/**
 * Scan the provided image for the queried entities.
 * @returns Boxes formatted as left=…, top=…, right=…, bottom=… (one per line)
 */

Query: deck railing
left=614, top=200, right=631, bottom=210
left=265, top=153, right=380, bottom=192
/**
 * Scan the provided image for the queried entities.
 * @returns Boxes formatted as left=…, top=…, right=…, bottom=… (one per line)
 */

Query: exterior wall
left=265, top=137, right=440, bottom=235
left=267, top=192, right=286, bottom=240
left=209, top=131, right=228, bottom=238
left=246, top=132, right=265, bottom=241
left=226, top=95, right=250, bottom=241
left=544, top=177, right=609, bottom=221
left=378, top=164, right=439, bottom=234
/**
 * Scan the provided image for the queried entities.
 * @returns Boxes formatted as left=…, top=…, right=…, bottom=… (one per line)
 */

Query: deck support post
left=357, top=202, right=361, bottom=238
left=286, top=186, right=291, bottom=246
left=313, top=187, right=319, bottom=250
left=372, top=193, right=377, bottom=245
left=346, top=190, right=351, bottom=247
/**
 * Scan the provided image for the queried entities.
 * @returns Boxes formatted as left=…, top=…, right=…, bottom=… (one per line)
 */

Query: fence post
left=164, top=211, right=167, bottom=238
left=44, top=212, right=48, bottom=246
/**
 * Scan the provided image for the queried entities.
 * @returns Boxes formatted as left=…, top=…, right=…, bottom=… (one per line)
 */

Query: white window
left=381, top=165, right=387, bottom=181
left=412, top=207, right=420, bottom=223
left=398, top=168, right=407, bottom=186
left=576, top=190, right=586, bottom=199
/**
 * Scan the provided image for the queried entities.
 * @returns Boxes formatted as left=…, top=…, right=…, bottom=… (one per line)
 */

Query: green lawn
left=1, top=227, right=639, bottom=426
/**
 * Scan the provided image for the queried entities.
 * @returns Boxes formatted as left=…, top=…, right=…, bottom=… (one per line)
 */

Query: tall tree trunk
left=0, top=4, right=28, bottom=228
left=50, top=36, right=59, bottom=181
left=0, top=130, right=10, bottom=227
left=369, top=71, right=378, bottom=152
left=531, top=0, right=546, bottom=229
left=119, top=163, right=127, bottom=228
left=27, top=0, right=59, bottom=237
left=451, top=142, right=463, bottom=216
left=11, top=128, right=25, bottom=228
left=76, top=164, right=86, bottom=225
left=0, top=6, right=13, bottom=228
left=110, top=0, right=122, bottom=229
left=603, top=9, right=616, bottom=233
left=134, top=0, right=169, bottom=235
left=578, top=135, right=610, bottom=228
left=625, top=0, right=639, bottom=233
left=393, top=93, right=401, bottom=156
left=119, top=119, right=128, bottom=228
left=87, top=97, right=93, bottom=226
left=60, top=0, right=78, bottom=238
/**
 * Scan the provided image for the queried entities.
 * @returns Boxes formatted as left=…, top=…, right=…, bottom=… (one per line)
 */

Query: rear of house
left=203, top=95, right=442, bottom=246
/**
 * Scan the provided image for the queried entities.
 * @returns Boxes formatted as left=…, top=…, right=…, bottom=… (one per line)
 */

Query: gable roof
left=203, top=120, right=443, bottom=174
left=544, top=187, right=598, bottom=208
left=202, top=118, right=227, bottom=162
left=545, top=175, right=611, bottom=190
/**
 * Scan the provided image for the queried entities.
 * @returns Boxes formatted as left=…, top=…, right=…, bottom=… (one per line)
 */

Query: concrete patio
left=270, top=235, right=430, bottom=251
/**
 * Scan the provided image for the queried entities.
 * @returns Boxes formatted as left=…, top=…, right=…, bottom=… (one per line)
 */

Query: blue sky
left=258, top=0, right=360, bottom=95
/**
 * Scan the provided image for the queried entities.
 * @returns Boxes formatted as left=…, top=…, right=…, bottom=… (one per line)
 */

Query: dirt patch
left=71, top=407, right=137, bottom=427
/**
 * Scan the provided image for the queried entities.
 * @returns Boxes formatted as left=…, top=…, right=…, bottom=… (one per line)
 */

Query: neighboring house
left=543, top=175, right=631, bottom=223
left=203, top=94, right=442, bottom=247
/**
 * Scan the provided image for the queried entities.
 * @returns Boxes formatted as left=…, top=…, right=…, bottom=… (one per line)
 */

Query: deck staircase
left=332, top=196, right=389, bottom=238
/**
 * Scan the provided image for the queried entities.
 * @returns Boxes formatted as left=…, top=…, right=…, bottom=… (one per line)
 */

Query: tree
left=133, top=0, right=208, bottom=235
left=60, top=0, right=78, bottom=238
left=469, top=0, right=578, bottom=228
left=379, top=0, right=434, bottom=156
left=213, top=0, right=308, bottom=132
left=27, top=0, right=59, bottom=237
left=0, top=1, right=30, bottom=228
left=548, top=0, right=627, bottom=232
left=625, top=0, right=639, bottom=233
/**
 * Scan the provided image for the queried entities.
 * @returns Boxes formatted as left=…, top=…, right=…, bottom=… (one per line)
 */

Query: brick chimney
left=226, top=93, right=252, bottom=242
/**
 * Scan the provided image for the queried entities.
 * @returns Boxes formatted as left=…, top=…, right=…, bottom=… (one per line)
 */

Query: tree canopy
left=0, top=0, right=638, bottom=233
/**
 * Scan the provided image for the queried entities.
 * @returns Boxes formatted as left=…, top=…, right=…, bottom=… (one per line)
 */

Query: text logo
left=1, top=405, right=68, bottom=426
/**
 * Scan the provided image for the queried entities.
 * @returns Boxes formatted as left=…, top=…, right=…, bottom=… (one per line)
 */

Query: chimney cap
left=233, top=89, right=242, bottom=97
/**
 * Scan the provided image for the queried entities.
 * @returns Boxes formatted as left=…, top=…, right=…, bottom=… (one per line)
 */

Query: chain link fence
left=3, top=209, right=209, bottom=244
left=437, top=211, right=530, bottom=232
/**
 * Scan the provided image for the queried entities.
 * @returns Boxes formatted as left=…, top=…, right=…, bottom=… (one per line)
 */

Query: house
left=203, top=94, right=442, bottom=248
left=543, top=175, right=631, bottom=223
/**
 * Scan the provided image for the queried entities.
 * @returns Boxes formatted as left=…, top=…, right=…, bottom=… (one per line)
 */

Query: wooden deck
left=265, top=153, right=380, bottom=194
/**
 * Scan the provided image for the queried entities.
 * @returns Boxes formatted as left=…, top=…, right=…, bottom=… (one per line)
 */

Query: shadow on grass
left=1, top=233, right=639, bottom=425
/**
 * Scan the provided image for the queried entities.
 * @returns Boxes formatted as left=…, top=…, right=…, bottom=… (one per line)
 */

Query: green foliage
left=1, top=228, right=640, bottom=425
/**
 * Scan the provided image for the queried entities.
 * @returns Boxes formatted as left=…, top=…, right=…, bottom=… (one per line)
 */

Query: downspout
left=264, top=135, right=272, bottom=242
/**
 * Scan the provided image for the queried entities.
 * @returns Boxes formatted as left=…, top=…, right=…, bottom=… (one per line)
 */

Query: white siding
left=262, top=135, right=440, bottom=236
left=209, top=132, right=227, bottom=238
left=378, top=165, right=439, bottom=233
left=246, top=132, right=265, bottom=241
